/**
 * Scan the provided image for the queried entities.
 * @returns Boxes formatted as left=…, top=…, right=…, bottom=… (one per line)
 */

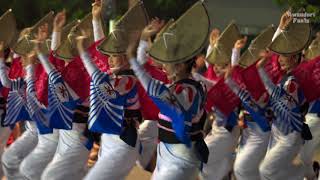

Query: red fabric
left=88, top=40, right=109, bottom=72
left=137, top=83, right=160, bottom=120
left=292, top=56, right=320, bottom=102
left=204, top=65, right=219, bottom=81
left=9, top=57, right=24, bottom=79
left=2, top=57, right=25, bottom=99
left=34, top=64, right=48, bottom=106
left=6, top=133, right=14, bottom=146
left=62, top=57, right=91, bottom=101
left=205, top=78, right=240, bottom=116
left=231, top=54, right=283, bottom=101
left=144, top=58, right=169, bottom=84
left=137, top=58, right=168, bottom=120
left=35, top=52, right=66, bottom=106
left=264, top=54, right=283, bottom=84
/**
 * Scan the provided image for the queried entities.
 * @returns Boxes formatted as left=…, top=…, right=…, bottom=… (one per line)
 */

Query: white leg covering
left=41, top=124, right=90, bottom=180
left=259, top=125, right=304, bottom=180
left=234, top=122, right=270, bottom=180
left=300, top=114, right=320, bottom=179
left=136, top=120, right=158, bottom=169
left=0, top=126, right=11, bottom=178
left=151, top=142, right=201, bottom=180
left=19, top=130, right=59, bottom=180
left=2, top=122, right=38, bottom=180
left=200, top=123, right=240, bottom=180
left=84, top=134, right=139, bottom=180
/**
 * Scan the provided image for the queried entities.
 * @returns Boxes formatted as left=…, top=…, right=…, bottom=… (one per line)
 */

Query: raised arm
left=232, top=36, right=247, bottom=66
left=34, top=24, right=55, bottom=74
left=0, top=41, right=12, bottom=88
left=92, top=0, right=105, bottom=41
left=51, top=10, right=66, bottom=51
left=76, top=33, right=100, bottom=77
left=272, top=11, right=293, bottom=42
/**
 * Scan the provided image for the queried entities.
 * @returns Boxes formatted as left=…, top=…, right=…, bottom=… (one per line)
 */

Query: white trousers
left=300, top=114, right=320, bottom=179
left=234, top=121, right=270, bottom=180
left=151, top=142, right=201, bottom=180
left=84, top=134, right=139, bottom=180
left=0, top=126, right=11, bottom=178
left=41, top=124, right=90, bottom=180
left=200, top=123, right=240, bottom=180
left=2, top=122, right=38, bottom=180
left=19, top=130, right=59, bottom=180
left=136, top=120, right=158, bottom=169
left=259, top=125, right=304, bottom=180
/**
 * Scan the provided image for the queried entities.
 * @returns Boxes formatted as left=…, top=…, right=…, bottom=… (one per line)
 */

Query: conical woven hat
left=149, top=1, right=210, bottom=64
left=13, top=11, right=54, bottom=56
left=207, top=21, right=241, bottom=65
left=97, top=1, right=149, bottom=55
left=304, top=38, right=320, bottom=60
left=238, top=25, right=275, bottom=67
left=54, top=13, right=94, bottom=61
left=0, top=9, right=18, bottom=48
left=269, top=21, right=311, bottom=55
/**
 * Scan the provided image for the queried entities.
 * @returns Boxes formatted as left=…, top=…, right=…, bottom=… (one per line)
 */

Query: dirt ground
left=126, top=148, right=320, bottom=180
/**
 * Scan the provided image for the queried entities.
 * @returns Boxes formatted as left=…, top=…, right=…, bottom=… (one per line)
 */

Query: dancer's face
left=214, top=63, right=228, bottom=77
left=278, top=54, right=298, bottom=72
left=108, top=54, right=128, bottom=73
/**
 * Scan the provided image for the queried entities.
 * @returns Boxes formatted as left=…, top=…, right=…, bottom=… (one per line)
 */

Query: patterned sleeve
left=130, top=57, right=171, bottom=104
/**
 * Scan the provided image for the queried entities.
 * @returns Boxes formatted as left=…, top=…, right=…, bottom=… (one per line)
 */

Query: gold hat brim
left=149, top=1, right=210, bottom=64
left=238, top=25, right=275, bottom=67
left=0, top=9, right=18, bottom=48
left=269, top=22, right=311, bottom=55
left=13, top=11, right=54, bottom=56
left=304, top=39, right=320, bottom=60
left=207, top=21, right=241, bottom=65
left=97, top=1, right=149, bottom=55
left=55, top=13, right=94, bottom=61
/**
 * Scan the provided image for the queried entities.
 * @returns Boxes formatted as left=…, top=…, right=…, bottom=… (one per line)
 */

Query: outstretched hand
left=234, top=36, right=247, bottom=50
left=92, top=0, right=102, bottom=21
left=54, top=10, right=67, bottom=32
left=141, top=17, right=165, bottom=41
left=209, top=28, right=220, bottom=47
left=256, top=49, right=272, bottom=68
left=75, top=30, right=89, bottom=54
left=279, top=10, right=293, bottom=30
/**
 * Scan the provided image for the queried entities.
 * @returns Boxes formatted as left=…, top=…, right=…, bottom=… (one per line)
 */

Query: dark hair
left=185, top=59, right=196, bottom=73
left=4, top=48, right=10, bottom=60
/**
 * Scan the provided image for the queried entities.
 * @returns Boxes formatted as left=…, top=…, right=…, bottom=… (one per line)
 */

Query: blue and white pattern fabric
left=308, top=100, right=320, bottom=114
left=46, top=70, right=80, bottom=130
left=237, top=89, right=271, bottom=132
left=25, top=78, right=53, bottom=134
left=88, top=70, right=137, bottom=134
left=130, top=58, right=204, bottom=146
left=258, top=68, right=304, bottom=135
left=2, top=78, right=30, bottom=126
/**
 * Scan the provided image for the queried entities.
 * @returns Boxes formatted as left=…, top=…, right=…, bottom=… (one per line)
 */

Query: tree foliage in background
left=0, top=0, right=197, bottom=30
left=273, top=0, right=320, bottom=22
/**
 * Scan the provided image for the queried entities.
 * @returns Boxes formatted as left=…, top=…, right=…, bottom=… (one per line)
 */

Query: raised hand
left=209, top=28, right=220, bottom=47
left=279, top=10, right=293, bottom=30
left=234, top=36, right=247, bottom=50
left=22, top=51, right=38, bottom=67
left=75, top=29, right=89, bottom=54
left=224, top=65, right=233, bottom=79
left=54, top=10, right=67, bottom=32
left=256, top=49, right=272, bottom=68
left=141, top=18, right=165, bottom=41
left=92, top=0, right=102, bottom=21
left=36, top=23, right=49, bottom=42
